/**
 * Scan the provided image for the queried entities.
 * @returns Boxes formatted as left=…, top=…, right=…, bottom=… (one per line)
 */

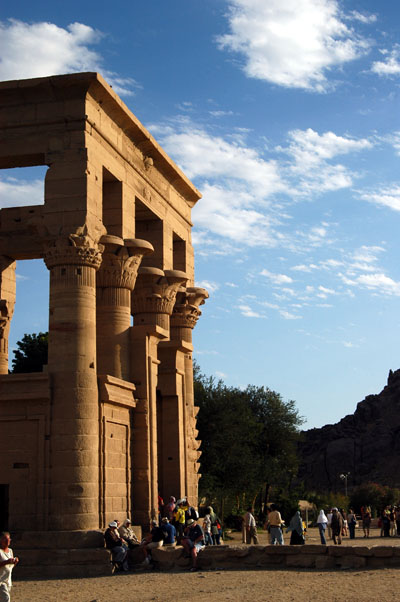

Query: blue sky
left=2, top=1, right=400, bottom=428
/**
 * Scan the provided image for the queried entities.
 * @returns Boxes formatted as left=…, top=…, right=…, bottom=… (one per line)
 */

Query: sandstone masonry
left=0, top=73, right=208, bottom=542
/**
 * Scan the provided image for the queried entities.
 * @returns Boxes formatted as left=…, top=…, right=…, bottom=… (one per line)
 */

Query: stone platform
left=13, top=530, right=112, bottom=579
left=13, top=538, right=400, bottom=579
left=151, top=543, right=400, bottom=571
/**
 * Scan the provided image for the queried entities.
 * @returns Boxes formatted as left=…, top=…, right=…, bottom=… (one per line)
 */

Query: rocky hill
left=298, top=369, right=400, bottom=492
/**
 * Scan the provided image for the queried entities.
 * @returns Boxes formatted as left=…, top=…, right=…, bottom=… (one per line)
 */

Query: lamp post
left=340, top=472, right=350, bottom=497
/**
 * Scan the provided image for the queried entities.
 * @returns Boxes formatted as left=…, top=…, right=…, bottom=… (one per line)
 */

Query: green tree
left=11, top=332, right=48, bottom=373
left=350, top=482, right=400, bottom=516
left=194, top=362, right=304, bottom=519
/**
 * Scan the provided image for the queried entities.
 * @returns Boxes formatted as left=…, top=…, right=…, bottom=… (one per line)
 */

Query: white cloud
left=260, top=269, right=293, bottom=284
left=0, top=177, right=44, bottom=207
left=371, top=45, right=400, bottom=77
left=196, top=280, right=219, bottom=293
left=238, top=304, right=265, bottom=318
left=348, top=11, right=377, bottom=25
left=279, top=310, right=302, bottom=320
left=281, top=128, right=372, bottom=194
left=0, top=19, right=137, bottom=96
left=285, top=128, right=372, bottom=167
left=359, top=185, right=400, bottom=212
left=149, top=120, right=286, bottom=248
left=218, top=0, right=371, bottom=92
left=291, top=263, right=318, bottom=272
left=357, top=273, right=400, bottom=296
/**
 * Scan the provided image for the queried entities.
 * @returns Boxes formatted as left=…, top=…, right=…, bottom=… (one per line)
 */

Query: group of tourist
left=244, top=505, right=304, bottom=546
left=104, top=497, right=223, bottom=572
left=315, top=504, right=400, bottom=544
left=378, top=505, right=400, bottom=538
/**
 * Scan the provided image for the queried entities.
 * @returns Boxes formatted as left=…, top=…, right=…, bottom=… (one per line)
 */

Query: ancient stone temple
left=0, top=72, right=208, bottom=537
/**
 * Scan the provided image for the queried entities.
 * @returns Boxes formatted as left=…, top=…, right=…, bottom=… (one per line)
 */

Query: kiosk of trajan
left=0, top=73, right=208, bottom=540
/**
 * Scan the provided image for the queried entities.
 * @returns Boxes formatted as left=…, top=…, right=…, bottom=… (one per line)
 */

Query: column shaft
left=0, top=258, right=16, bottom=374
left=45, top=238, right=102, bottom=530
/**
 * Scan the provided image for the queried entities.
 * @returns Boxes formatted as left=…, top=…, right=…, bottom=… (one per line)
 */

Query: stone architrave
left=158, top=287, right=208, bottom=504
left=96, top=236, right=153, bottom=380
left=44, top=228, right=104, bottom=530
left=130, top=267, right=187, bottom=526
left=0, top=257, right=16, bottom=375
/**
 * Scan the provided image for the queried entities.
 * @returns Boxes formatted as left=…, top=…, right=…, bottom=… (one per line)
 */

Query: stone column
left=158, top=287, right=208, bottom=505
left=130, top=268, right=187, bottom=527
left=96, top=236, right=153, bottom=380
left=0, top=257, right=16, bottom=374
left=44, top=229, right=103, bottom=530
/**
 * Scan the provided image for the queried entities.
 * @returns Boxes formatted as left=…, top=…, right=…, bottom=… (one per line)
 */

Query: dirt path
left=12, top=528, right=400, bottom=602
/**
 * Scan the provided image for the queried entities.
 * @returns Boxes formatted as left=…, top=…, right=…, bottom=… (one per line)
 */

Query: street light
left=340, top=472, right=350, bottom=496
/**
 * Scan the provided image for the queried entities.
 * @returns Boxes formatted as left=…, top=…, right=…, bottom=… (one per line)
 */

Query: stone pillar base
left=12, top=530, right=112, bottom=579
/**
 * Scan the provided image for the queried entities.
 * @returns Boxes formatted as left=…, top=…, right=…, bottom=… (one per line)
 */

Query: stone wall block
left=315, top=555, right=336, bottom=569
left=367, top=557, right=386, bottom=568
left=372, top=546, right=393, bottom=557
left=286, top=554, right=316, bottom=568
left=328, top=546, right=355, bottom=557
left=354, top=546, right=373, bottom=556
left=301, top=544, right=327, bottom=555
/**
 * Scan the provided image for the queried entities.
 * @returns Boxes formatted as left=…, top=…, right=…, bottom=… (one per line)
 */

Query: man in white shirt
left=0, top=532, right=19, bottom=602
left=244, top=507, right=258, bottom=544
left=327, top=510, right=333, bottom=540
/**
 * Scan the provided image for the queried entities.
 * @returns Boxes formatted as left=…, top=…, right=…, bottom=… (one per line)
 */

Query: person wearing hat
left=119, top=519, right=140, bottom=549
left=181, top=518, right=205, bottom=571
left=161, top=517, right=176, bottom=547
left=104, top=521, right=129, bottom=571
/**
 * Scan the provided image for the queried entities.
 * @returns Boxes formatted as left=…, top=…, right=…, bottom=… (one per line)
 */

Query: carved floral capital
left=44, top=225, right=104, bottom=270
left=97, top=236, right=153, bottom=290
left=132, top=268, right=188, bottom=317
left=171, top=287, right=209, bottom=329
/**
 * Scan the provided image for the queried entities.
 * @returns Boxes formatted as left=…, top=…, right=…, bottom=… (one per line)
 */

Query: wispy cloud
left=358, top=185, right=400, bottom=212
left=0, top=176, right=44, bottom=208
left=0, top=19, right=138, bottom=96
left=260, top=269, right=293, bottom=285
left=371, top=45, right=400, bottom=77
left=281, top=128, right=373, bottom=194
left=238, top=304, right=265, bottom=318
left=196, top=280, right=219, bottom=293
left=217, top=0, right=371, bottom=92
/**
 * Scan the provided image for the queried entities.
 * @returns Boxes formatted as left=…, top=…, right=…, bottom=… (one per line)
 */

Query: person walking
left=267, top=504, right=284, bottom=545
left=347, top=509, right=357, bottom=540
left=331, top=508, right=343, bottom=545
left=317, top=509, right=328, bottom=544
left=244, top=507, right=259, bottom=544
left=286, top=511, right=305, bottom=545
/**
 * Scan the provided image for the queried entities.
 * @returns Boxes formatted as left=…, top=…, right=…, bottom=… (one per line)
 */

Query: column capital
left=44, top=226, right=104, bottom=270
left=132, top=268, right=188, bottom=323
left=97, top=236, right=153, bottom=290
left=171, top=286, right=209, bottom=329
left=0, top=300, right=11, bottom=338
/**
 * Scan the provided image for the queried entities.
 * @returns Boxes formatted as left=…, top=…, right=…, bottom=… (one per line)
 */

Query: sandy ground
left=11, top=528, right=400, bottom=602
